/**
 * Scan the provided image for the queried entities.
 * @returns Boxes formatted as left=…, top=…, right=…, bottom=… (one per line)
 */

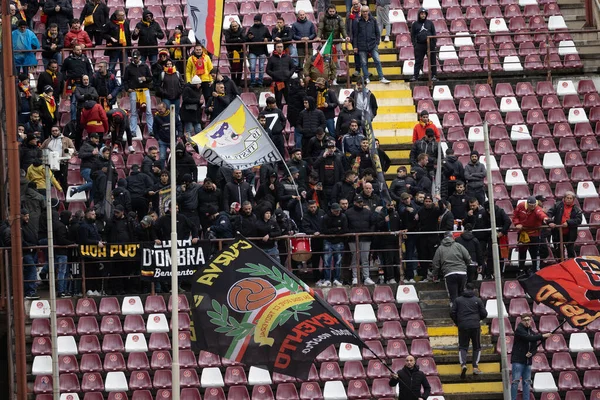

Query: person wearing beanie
left=321, top=202, right=348, bottom=286
left=132, top=9, right=165, bottom=64
left=412, top=109, right=440, bottom=142
left=103, top=10, right=132, bottom=73
left=441, top=148, right=465, bottom=199
left=207, top=204, right=234, bottom=239
left=126, top=160, right=154, bottom=218
left=246, top=14, right=272, bottom=86
left=513, top=196, right=549, bottom=276
left=112, top=177, right=132, bottom=212
left=464, top=150, right=486, bottom=205
left=166, top=24, right=193, bottom=73
left=185, top=45, right=213, bottom=101
left=12, top=18, right=40, bottom=74
left=17, top=74, right=35, bottom=125
left=315, top=5, right=349, bottom=85
left=155, top=57, right=184, bottom=116
left=223, top=20, right=246, bottom=86
left=123, top=50, right=154, bottom=137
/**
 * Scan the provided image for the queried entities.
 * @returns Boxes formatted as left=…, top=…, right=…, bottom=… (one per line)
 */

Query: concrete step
left=429, top=335, right=493, bottom=349
left=377, top=105, right=416, bottom=114
left=385, top=149, right=410, bottom=158
left=372, top=120, right=415, bottom=130
left=442, top=381, right=504, bottom=395
left=433, top=344, right=495, bottom=356
left=428, top=325, right=491, bottom=337
left=376, top=129, right=413, bottom=139
left=437, top=362, right=500, bottom=375
left=376, top=98, right=414, bottom=106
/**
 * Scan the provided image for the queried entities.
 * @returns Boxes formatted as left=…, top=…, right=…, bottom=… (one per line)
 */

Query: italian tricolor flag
left=313, top=32, right=333, bottom=74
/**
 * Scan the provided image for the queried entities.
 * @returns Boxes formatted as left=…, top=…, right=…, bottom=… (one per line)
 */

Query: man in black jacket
left=352, top=6, right=389, bottom=84
left=456, top=224, right=483, bottom=283
left=77, top=208, right=105, bottom=295
left=131, top=9, right=164, bottom=64
left=297, top=96, right=326, bottom=157
left=441, top=148, right=465, bottom=199
left=302, top=200, right=326, bottom=284
left=410, top=7, right=437, bottom=82
left=451, top=283, right=488, bottom=378
left=198, top=178, right=222, bottom=234
left=235, top=201, right=258, bottom=238
left=335, top=97, right=362, bottom=140
left=22, top=209, right=40, bottom=299
left=223, top=169, right=254, bottom=211
left=266, top=42, right=295, bottom=109
left=314, top=141, right=345, bottom=204
left=43, top=0, right=73, bottom=35
left=511, top=314, right=551, bottom=400
left=154, top=203, right=199, bottom=242
left=127, top=164, right=153, bottom=218
left=246, top=14, right=272, bottom=87
left=104, top=205, right=136, bottom=294
left=263, top=97, right=287, bottom=159
left=103, top=10, right=132, bottom=74
left=62, top=44, right=94, bottom=123
left=123, top=50, right=154, bottom=136
left=322, top=203, right=348, bottom=286
left=448, top=181, right=468, bottom=220
left=389, top=355, right=431, bottom=400
left=483, top=200, right=511, bottom=279
left=346, top=195, right=376, bottom=285
left=410, top=128, right=439, bottom=171
left=205, top=82, right=232, bottom=122
left=71, top=133, right=100, bottom=197
left=465, top=198, right=491, bottom=277
left=41, top=23, right=64, bottom=67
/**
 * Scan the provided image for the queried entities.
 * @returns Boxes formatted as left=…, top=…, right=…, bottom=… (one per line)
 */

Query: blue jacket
left=292, top=18, right=316, bottom=41
left=352, top=16, right=380, bottom=52
left=12, top=29, right=40, bottom=67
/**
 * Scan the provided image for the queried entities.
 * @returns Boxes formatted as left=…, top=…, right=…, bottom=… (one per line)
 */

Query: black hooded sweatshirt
left=389, top=365, right=431, bottom=400
left=132, top=10, right=165, bottom=56
left=297, top=96, right=326, bottom=140
left=410, top=8, right=436, bottom=49
left=456, top=231, right=483, bottom=266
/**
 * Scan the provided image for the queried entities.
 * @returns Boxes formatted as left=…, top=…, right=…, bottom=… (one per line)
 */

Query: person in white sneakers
left=321, top=203, right=349, bottom=287
left=346, top=195, right=377, bottom=284
left=352, top=6, right=390, bottom=84
left=376, top=0, right=391, bottom=43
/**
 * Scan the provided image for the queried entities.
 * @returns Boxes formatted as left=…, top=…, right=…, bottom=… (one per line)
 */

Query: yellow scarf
left=114, top=19, right=126, bottom=46
left=16, top=0, right=26, bottom=21
left=43, top=94, right=56, bottom=119
left=232, top=50, right=240, bottom=64
left=173, top=34, right=182, bottom=59
left=135, top=89, right=146, bottom=111
left=142, top=19, right=151, bottom=27
left=316, top=90, right=327, bottom=109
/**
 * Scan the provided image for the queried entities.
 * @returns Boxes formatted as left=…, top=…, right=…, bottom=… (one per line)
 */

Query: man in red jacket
left=513, top=196, right=549, bottom=276
left=412, top=110, right=440, bottom=142
left=80, top=94, right=108, bottom=141
left=64, top=18, right=93, bottom=49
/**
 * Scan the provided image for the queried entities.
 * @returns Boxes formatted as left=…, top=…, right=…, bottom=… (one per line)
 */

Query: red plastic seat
left=342, top=361, right=367, bottom=380
left=60, top=373, right=81, bottom=393
left=364, top=342, right=385, bottom=362
left=492, top=185, right=510, bottom=201
left=509, top=298, right=531, bottom=317
left=320, top=362, right=343, bottom=382
left=417, top=357, right=439, bottom=375
left=552, top=352, right=575, bottom=371
left=438, top=99, right=458, bottom=115
left=537, top=138, right=558, bottom=153
left=410, top=339, right=433, bottom=357
left=503, top=281, right=525, bottom=298
left=57, top=318, right=77, bottom=336
left=144, top=295, right=167, bottom=313
left=555, top=182, right=575, bottom=198
left=577, top=352, right=600, bottom=370
left=565, top=151, right=586, bottom=167
left=224, top=366, right=248, bottom=386
left=475, top=84, right=494, bottom=98
left=76, top=298, right=98, bottom=316
left=385, top=339, right=409, bottom=358
left=520, top=96, right=541, bottom=112
left=180, top=369, right=200, bottom=388
left=545, top=333, right=569, bottom=353
left=98, top=297, right=120, bottom=315
left=153, top=370, right=172, bottom=389
left=527, top=109, right=547, bottom=124
left=316, top=345, right=339, bottom=362
left=276, top=383, right=299, bottom=400
left=198, top=351, right=221, bottom=368
left=548, top=109, right=567, bottom=124
left=357, top=322, right=380, bottom=341
left=59, top=355, right=79, bottom=373
left=102, top=334, right=125, bottom=353
left=204, top=387, right=226, bottom=400
left=367, top=360, right=391, bottom=379
left=333, top=305, right=353, bottom=324
left=584, top=93, right=600, bottom=109
left=377, top=303, right=401, bottom=322
left=454, top=84, right=473, bottom=99
left=124, top=315, right=145, bottom=333
left=479, top=281, right=497, bottom=300
left=56, top=299, right=75, bottom=317
left=534, top=302, right=557, bottom=316
left=31, top=319, right=51, bottom=337
left=548, top=167, right=569, bottom=183
left=531, top=353, right=551, bottom=372
left=129, top=370, right=152, bottom=390
left=79, top=335, right=101, bottom=354
left=77, top=316, right=100, bottom=335
left=350, top=287, right=372, bottom=305
left=521, top=153, right=542, bottom=169
left=444, top=113, right=464, bottom=129
left=151, top=351, right=172, bottom=370
left=100, top=316, right=123, bottom=335
left=559, top=371, right=583, bottom=390
left=300, top=382, right=323, bottom=400
left=584, top=370, right=600, bottom=389
left=80, top=353, right=103, bottom=373
left=527, top=168, right=548, bottom=185
left=103, top=352, right=126, bottom=372
left=346, top=379, right=370, bottom=399
left=531, top=124, right=551, bottom=138
left=130, top=391, right=152, bottom=400
left=516, top=82, right=536, bottom=96
left=127, top=352, right=150, bottom=371
left=405, top=320, right=428, bottom=339
left=400, top=303, right=423, bottom=320
left=373, top=286, right=394, bottom=303
left=559, top=137, right=579, bottom=152
left=533, top=183, right=554, bottom=199
left=371, top=378, right=396, bottom=398
left=381, top=321, right=405, bottom=340
left=327, top=288, right=349, bottom=305
left=272, top=372, right=296, bottom=385
left=489, top=126, right=510, bottom=141
left=516, top=139, right=535, bottom=154
left=537, top=81, right=556, bottom=96
left=34, top=376, right=53, bottom=394
left=452, top=141, right=471, bottom=156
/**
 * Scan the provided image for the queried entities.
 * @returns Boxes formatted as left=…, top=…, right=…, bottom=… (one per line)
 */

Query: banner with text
left=141, top=239, right=211, bottom=281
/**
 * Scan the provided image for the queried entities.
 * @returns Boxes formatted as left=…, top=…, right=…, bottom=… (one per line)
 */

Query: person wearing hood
left=316, top=5, right=349, bottom=85
left=198, top=178, right=222, bottom=233
left=41, top=22, right=64, bottom=66
left=141, top=145, right=162, bottom=183
left=223, top=21, right=246, bottom=86
left=412, top=110, right=440, bottom=142
left=410, top=7, right=437, bottom=81
left=91, top=146, right=115, bottom=205
left=307, top=128, right=334, bottom=164
left=277, top=167, right=302, bottom=219
left=185, top=45, right=213, bottom=100
left=177, top=173, right=202, bottom=227
left=154, top=203, right=200, bottom=242
left=18, top=74, right=36, bottom=125
left=292, top=10, right=316, bottom=70
left=132, top=9, right=164, bottom=64
left=168, top=142, right=197, bottom=184
left=166, top=25, right=193, bottom=73
left=92, top=60, right=122, bottom=110
left=410, top=155, right=432, bottom=195
left=389, top=167, right=414, bottom=203
left=416, top=194, right=443, bottom=279
left=375, top=202, right=402, bottom=284
left=410, top=128, right=439, bottom=171
left=352, top=6, right=390, bottom=84
left=112, top=178, right=132, bottom=212
left=297, top=96, right=326, bottom=157
left=223, top=169, right=254, bottom=211
left=148, top=170, right=170, bottom=215
left=123, top=50, right=154, bottom=136
left=180, top=76, right=203, bottom=139
left=38, top=85, right=59, bottom=140
left=267, top=41, right=295, bottom=109
left=456, top=223, right=483, bottom=282
left=43, top=0, right=73, bottom=35
left=206, top=205, right=234, bottom=239
left=464, top=150, right=486, bottom=205
left=349, top=79, right=379, bottom=118
left=80, top=93, right=108, bottom=140
left=26, top=157, right=63, bottom=194
left=152, top=49, right=172, bottom=87
left=432, top=232, right=470, bottom=303
left=451, top=282, right=488, bottom=378
left=262, top=97, right=287, bottom=159
left=441, top=148, right=464, bottom=199
left=79, top=0, right=109, bottom=45
left=153, top=102, right=182, bottom=162
left=336, top=97, right=363, bottom=140
left=127, top=164, right=154, bottom=218
left=103, top=10, right=132, bottom=73
left=307, top=77, right=337, bottom=137
left=255, top=171, right=281, bottom=211
left=287, top=78, right=307, bottom=149
left=106, top=108, right=133, bottom=153
left=247, top=14, right=272, bottom=87
left=41, top=125, right=74, bottom=189
left=255, top=206, right=283, bottom=261
left=389, top=355, right=431, bottom=400
left=314, top=140, right=345, bottom=203
left=64, top=18, right=93, bottom=49
left=300, top=200, right=325, bottom=283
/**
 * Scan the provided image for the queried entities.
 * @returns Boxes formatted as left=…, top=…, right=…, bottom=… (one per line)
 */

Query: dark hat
left=527, top=196, right=537, bottom=205
left=424, top=194, right=433, bottom=200
left=420, top=110, right=429, bottom=117
left=290, top=147, right=301, bottom=154
left=207, top=205, right=219, bottom=215
left=175, top=25, right=184, bottom=31
left=470, top=150, right=479, bottom=157
left=327, top=140, right=336, bottom=147
left=131, top=164, right=140, bottom=171
left=274, top=208, right=284, bottom=217
left=21, top=207, right=29, bottom=215
left=535, top=194, right=546, bottom=202
left=182, top=173, right=193, bottom=183
left=114, top=204, right=125, bottom=212
left=26, top=134, right=37, bottom=143
left=330, top=202, right=341, bottom=211
left=254, top=14, right=262, bottom=21
left=43, top=85, right=54, bottom=94
left=132, top=50, right=141, bottom=58
left=18, top=73, right=28, bottom=82
left=425, top=128, right=435, bottom=137
left=89, top=132, right=99, bottom=139
left=307, top=200, right=317, bottom=205
left=141, top=215, right=153, bottom=227
left=112, top=111, right=124, bottom=121
left=354, top=195, right=364, bottom=202
left=289, top=166, right=299, bottom=174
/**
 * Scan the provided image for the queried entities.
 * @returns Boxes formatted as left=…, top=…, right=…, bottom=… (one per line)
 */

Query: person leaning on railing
left=513, top=196, right=550, bottom=277
left=545, top=191, right=583, bottom=260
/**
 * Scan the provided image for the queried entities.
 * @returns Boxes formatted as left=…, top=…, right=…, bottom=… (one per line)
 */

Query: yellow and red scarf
left=42, top=94, right=56, bottom=119
left=113, top=19, right=127, bottom=46
left=46, top=68, right=58, bottom=86
left=19, top=81, right=31, bottom=98
left=15, top=0, right=26, bottom=21
left=164, top=66, right=177, bottom=74
left=192, top=54, right=205, bottom=76
left=172, top=34, right=182, bottom=59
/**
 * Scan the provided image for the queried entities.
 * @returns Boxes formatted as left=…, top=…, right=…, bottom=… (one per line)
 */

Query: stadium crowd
left=5, top=1, right=578, bottom=301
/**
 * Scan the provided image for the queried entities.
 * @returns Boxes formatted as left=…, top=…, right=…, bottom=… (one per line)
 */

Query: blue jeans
left=129, top=90, right=154, bottom=134
left=326, top=119, right=336, bottom=137
left=264, top=246, right=280, bottom=263
left=323, top=241, right=344, bottom=281
left=359, top=49, right=385, bottom=79
left=71, top=94, right=77, bottom=121
left=109, top=51, right=125, bottom=74
left=23, top=253, right=38, bottom=296
left=158, top=139, right=169, bottom=164
left=75, top=167, right=94, bottom=199
left=56, top=255, right=69, bottom=294
left=248, top=53, right=266, bottom=84
left=294, top=128, right=302, bottom=150
left=141, top=54, right=158, bottom=65
left=162, top=98, right=181, bottom=120
left=511, top=362, right=532, bottom=400
left=288, top=45, right=299, bottom=68
left=184, top=122, right=202, bottom=139
left=404, top=234, right=418, bottom=279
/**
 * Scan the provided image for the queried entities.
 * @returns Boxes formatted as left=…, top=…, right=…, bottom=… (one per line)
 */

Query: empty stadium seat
left=546, top=334, right=569, bottom=353
left=300, top=382, right=323, bottom=400
left=552, top=352, right=575, bottom=371
left=570, top=332, right=594, bottom=352
left=224, top=367, right=248, bottom=386
left=400, top=303, right=423, bottom=320
left=584, top=370, right=600, bottom=389
left=377, top=303, right=400, bottom=322
left=327, top=288, right=349, bottom=305
left=76, top=298, right=98, bottom=316
left=491, top=317, right=514, bottom=336
left=59, top=355, right=79, bottom=374
left=532, top=353, right=551, bottom=373
left=533, top=372, right=558, bottom=392
left=248, top=366, right=272, bottom=386
left=396, top=285, right=419, bottom=303
left=80, top=354, right=102, bottom=373
left=559, top=371, right=583, bottom=391
left=122, top=296, right=144, bottom=315
left=323, top=381, right=346, bottom=400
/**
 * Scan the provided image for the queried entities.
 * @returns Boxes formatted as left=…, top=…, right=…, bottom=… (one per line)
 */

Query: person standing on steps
left=352, top=6, right=390, bottom=84
left=389, top=355, right=431, bottom=400
left=432, top=231, right=471, bottom=304
left=511, top=314, right=551, bottom=400
left=451, top=282, right=488, bottom=379
left=410, top=7, right=437, bottom=82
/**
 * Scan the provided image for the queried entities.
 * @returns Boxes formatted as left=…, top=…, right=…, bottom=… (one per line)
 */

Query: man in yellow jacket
left=26, top=158, right=63, bottom=195
left=186, top=45, right=213, bottom=102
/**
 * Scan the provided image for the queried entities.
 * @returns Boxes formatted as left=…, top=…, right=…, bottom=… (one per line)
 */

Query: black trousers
left=380, top=243, right=400, bottom=281
left=519, top=235, right=541, bottom=273
left=270, top=134, right=286, bottom=160
left=131, top=197, right=149, bottom=220
left=459, top=327, right=482, bottom=367
left=273, top=83, right=288, bottom=110
left=311, top=238, right=324, bottom=281
left=466, top=187, right=486, bottom=206
left=417, top=234, right=438, bottom=278
left=445, top=273, right=467, bottom=304
left=551, top=230, right=575, bottom=259
left=413, top=44, right=437, bottom=78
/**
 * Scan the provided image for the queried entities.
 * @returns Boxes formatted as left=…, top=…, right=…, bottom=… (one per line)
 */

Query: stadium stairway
left=559, top=0, right=600, bottom=74
left=420, top=284, right=504, bottom=400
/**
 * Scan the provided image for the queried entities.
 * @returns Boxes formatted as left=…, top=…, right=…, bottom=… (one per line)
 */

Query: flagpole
left=483, top=122, right=510, bottom=400
left=169, top=104, right=180, bottom=400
